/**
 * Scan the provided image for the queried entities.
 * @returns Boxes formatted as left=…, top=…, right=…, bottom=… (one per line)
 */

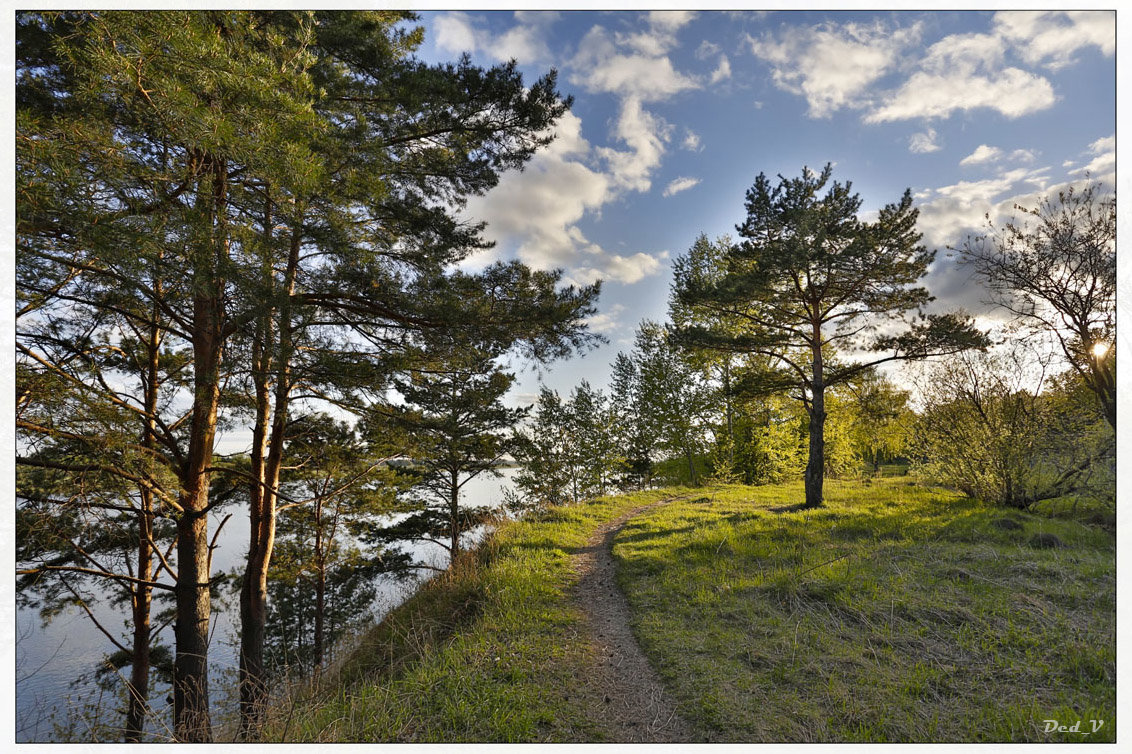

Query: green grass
left=613, top=478, right=1115, bottom=742
left=258, top=488, right=680, bottom=742
left=262, top=478, right=1114, bottom=743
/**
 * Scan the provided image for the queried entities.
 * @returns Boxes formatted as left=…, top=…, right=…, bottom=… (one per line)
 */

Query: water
left=14, top=468, right=518, bottom=742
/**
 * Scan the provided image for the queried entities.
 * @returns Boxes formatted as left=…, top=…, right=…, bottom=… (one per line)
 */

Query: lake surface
left=14, top=468, right=518, bottom=742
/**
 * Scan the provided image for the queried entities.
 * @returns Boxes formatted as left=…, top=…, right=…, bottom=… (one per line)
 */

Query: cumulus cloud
left=748, top=20, right=923, bottom=117
left=917, top=163, right=1109, bottom=321
left=909, top=128, right=941, bottom=153
left=866, top=60, right=1054, bottom=123
left=993, top=10, right=1114, bottom=70
left=1089, top=134, right=1115, bottom=154
left=696, top=40, right=721, bottom=59
left=752, top=12, right=1111, bottom=125
left=1069, top=133, right=1115, bottom=177
left=959, top=144, right=1003, bottom=166
left=434, top=12, right=480, bottom=55
left=595, top=97, right=673, bottom=194
left=915, top=168, right=1056, bottom=256
left=960, top=144, right=1038, bottom=167
left=710, top=54, right=732, bottom=84
left=569, top=16, right=706, bottom=197
left=454, top=12, right=703, bottom=287
left=433, top=10, right=555, bottom=64
left=663, top=177, right=701, bottom=197
left=572, top=25, right=698, bottom=102
left=583, top=304, right=626, bottom=334
left=462, top=110, right=665, bottom=286
left=866, top=12, right=1111, bottom=123
left=681, top=128, right=701, bottom=152
left=568, top=252, right=665, bottom=287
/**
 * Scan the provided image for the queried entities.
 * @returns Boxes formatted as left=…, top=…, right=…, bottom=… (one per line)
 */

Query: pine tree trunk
left=173, top=500, right=213, bottom=741
left=125, top=303, right=161, bottom=742
left=239, top=217, right=299, bottom=737
left=173, top=154, right=229, bottom=742
left=314, top=519, right=325, bottom=669
left=803, top=329, right=826, bottom=509
left=450, top=469, right=461, bottom=561
left=125, top=497, right=153, bottom=742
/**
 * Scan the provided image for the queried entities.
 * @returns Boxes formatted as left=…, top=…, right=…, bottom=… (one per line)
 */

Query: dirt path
left=572, top=499, right=696, bottom=743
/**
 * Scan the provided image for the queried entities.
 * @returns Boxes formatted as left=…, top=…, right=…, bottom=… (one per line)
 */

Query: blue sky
left=408, top=8, right=1116, bottom=405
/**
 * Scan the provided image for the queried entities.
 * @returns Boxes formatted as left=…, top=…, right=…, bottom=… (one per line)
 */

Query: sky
left=405, top=7, right=1117, bottom=405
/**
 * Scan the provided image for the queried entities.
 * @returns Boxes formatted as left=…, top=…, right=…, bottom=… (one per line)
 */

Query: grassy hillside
left=261, top=478, right=1114, bottom=743
left=614, top=478, right=1115, bottom=742
left=258, top=488, right=678, bottom=742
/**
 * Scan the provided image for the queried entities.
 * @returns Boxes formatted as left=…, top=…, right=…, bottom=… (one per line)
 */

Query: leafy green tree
left=911, top=345, right=1114, bottom=509
left=958, top=182, right=1116, bottom=429
left=383, top=339, right=527, bottom=563
left=512, top=387, right=576, bottom=508
left=673, top=165, right=985, bottom=508
left=843, top=368, right=913, bottom=474
left=260, top=414, right=408, bottom=675
left=18, top=11, right=329, bottom=738
left=671, top=234, right=744, bottom=478
left=18, top=10, right=596, bottom=739
left=635, top=322, right=716, bottom=486
left=608, top=353, right=656, bottom=490
left=565, top=381, right=620, bottom=499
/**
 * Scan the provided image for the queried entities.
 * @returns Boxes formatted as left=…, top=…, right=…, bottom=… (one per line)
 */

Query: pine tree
left=674, top=165, right=986, bottom=508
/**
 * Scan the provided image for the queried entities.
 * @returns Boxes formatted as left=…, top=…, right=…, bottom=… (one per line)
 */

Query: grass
left=257, top=488, right=679, bottom=742
left=260, top=477, right=1114, bottom=743
left=613, top=477, right=1115, bottom=742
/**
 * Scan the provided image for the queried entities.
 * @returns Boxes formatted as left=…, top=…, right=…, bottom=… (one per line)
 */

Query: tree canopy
left=673, top=165, right=985, bottom=507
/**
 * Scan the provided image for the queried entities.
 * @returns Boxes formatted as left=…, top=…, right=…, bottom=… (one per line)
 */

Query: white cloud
left=595, top=96, right=672, bottom=194
left=572, top=25, right=698, bottom=102
left=681, top=128, right=701, bottom=152
left=433, top=10, right=556, bottom=64
left=960, top=144, right=1003, bottom=166
left=696, top=40, right=721, bottom=59
left=960, top=145, right=1038, bottom=167
left=1070, top=134, right=1115, bottom=177
left=745, top=13, right=1112, bottom=125
left=908, top=128, right=941, bottom=153
left=915, top=168, right=1053, bottom=251
left=864, top=13, right=1111, bottom=123
left=1089, top=134, right=1115, bottom=154
left=710, top=54, right=732, bottom=85
left=569, top=252, right=664, bottom=287
left=994, top=10, right=1114, bottom=70
left=748, top=21, right=923, bottom=118
left=583, top=304, right=626, bottom=334
left=463, top=110, right=666, bottom=286
left=918, top=166, right=1106, bottom=318
left=663, top=177, right=701, bottom=197
left=866, top=66, right=1054, bottom=123
left=648, top=11, right=696, bottom=34
left=434, top=12, right=480, bottom=55
left=491, top=23, right=551, bottom=63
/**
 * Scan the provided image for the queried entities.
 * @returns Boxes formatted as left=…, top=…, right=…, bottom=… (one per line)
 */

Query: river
left=14, top=468, right=518, bottom=742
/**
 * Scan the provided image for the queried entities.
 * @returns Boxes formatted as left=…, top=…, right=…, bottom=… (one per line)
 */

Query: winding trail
left=572, top=498, right=696, bottom=743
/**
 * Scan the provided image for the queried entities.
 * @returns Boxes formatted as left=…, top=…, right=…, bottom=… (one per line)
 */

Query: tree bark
left=803, top=329, right=826, bottom=509
left=173, top=155, right=229, bottom=742
left=239, top=214, right=300, bottom=737
left=124, top=303, right=162, bottom=742
left=125, top=493, right=154, bottom=742
left=314, top=499, right=325, bottom=669
left=450, top=468, right=461, bottom=560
